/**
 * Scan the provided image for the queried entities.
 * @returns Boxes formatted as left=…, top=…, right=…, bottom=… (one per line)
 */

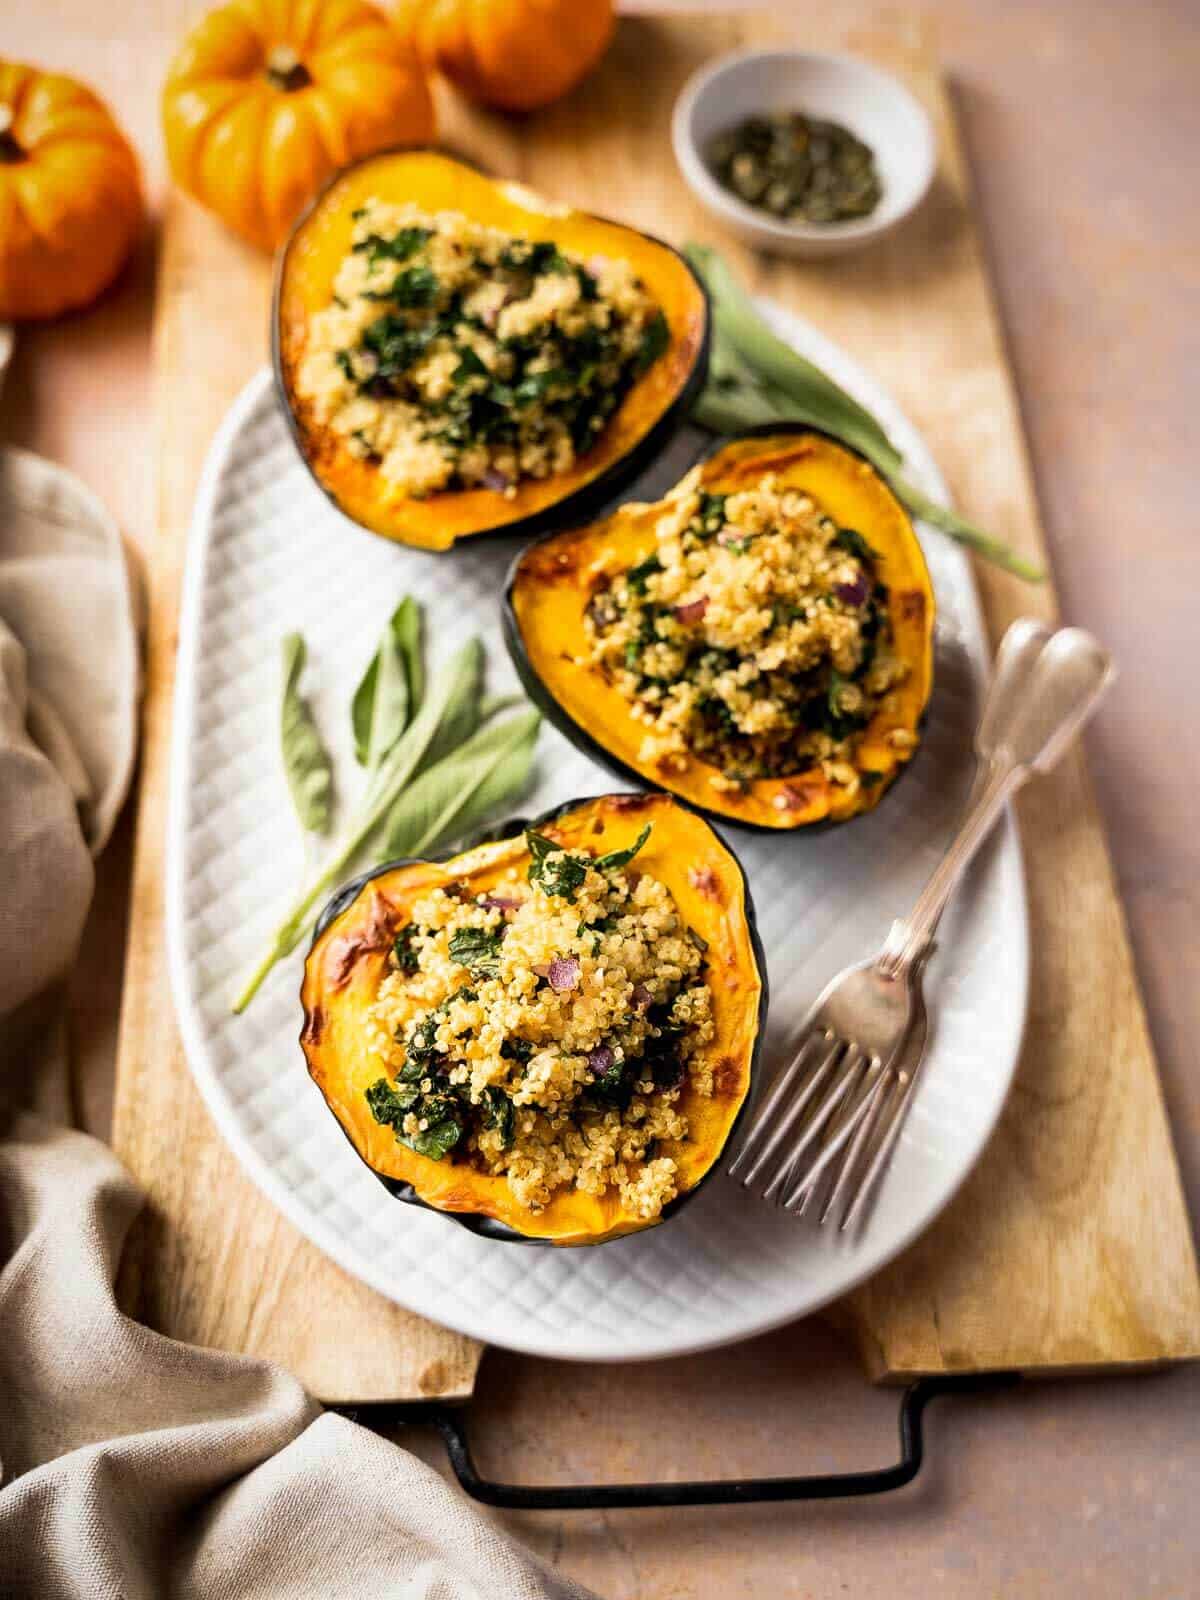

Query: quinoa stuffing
left=363, top=825, right=716, bottom=1220
left=584, top=469, right=910, bottom=792
left=294, top=199, right=669, bottom=499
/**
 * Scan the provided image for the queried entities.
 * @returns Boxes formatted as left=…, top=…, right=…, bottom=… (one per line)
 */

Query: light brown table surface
left=5, top=2, right=1198, bottom=1595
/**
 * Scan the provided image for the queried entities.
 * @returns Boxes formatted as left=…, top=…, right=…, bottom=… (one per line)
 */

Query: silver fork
left=728, top=620, right=1115, bottom=1228
left=816, top=617, right=1054, bottom=1231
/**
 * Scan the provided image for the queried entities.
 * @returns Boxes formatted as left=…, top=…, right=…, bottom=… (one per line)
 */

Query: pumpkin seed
left=706, top=110, right=883, bottom=227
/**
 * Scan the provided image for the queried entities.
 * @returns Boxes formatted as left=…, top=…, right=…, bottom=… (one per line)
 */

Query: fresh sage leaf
left=352, top=596, right=423, bottom=766
left=478, top=691, right=523, bottom=720
left=456, top=718, right=540, bottom=823
left=382, top=709, right=540, bottom=860
left=413, top=643, right=484, bottom=776
left=394, top=594, right=423, bottom=715
left=280, top=633, right=333, bottom=835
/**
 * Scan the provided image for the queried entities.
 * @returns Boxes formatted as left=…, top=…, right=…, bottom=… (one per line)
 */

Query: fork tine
left=783, top=1061, right=890, bottom=1216
left=728, top=1030, right=837, bottom=1184
left=773, top=1045, right=870, bottom=1205
left=839, top=1064, right=919, bottom=1233
left=818, top=1063, right=897, bottom=1226
left=737, top=1035, right=845, bottom=1193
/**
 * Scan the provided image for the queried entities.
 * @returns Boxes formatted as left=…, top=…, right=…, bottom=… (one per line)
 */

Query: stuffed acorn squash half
left=505, top=427, right=934, bottom=831
left=300, top=793, right=765, bottom=1246
left=274, top=149, right=710, bottom=551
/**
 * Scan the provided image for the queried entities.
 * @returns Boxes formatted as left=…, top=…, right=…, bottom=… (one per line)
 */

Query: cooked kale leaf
left=594, top=823, right=651, bottom=874
left=525, top=830, right=588, bottom=903
left=498, top=240, right=570, bottom=276
left=403, top=1099, right=464, bottom=1160
left=834, top=526, right=877, bottom=565
left=366, top=1078, right=464, bottom=1161
left=392, top=922, right=421, bottom=973
left=352, top=226, right=431, bottom=265
left=387, top=265, right=438, bottom=308
left=625, top=554, right=663, bottom=596
left=448, top=925, right=505, bottom=978
left=694, top=491, right=728, bottom=534
left=480, top=1087, right=515, bottom=1149
left=366, top=1078, right=420, bottom=1129
left=635, top=310, right=670, bottom=375
left=402, top=986, right=475, bottom=1066
left=452, top=346, right=488, bottom=384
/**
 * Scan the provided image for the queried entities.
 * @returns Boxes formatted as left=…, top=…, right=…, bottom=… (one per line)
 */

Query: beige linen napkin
left=0, top=443, right=596, bottom=1600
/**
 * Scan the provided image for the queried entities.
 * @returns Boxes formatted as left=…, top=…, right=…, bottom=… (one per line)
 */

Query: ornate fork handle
left=879, top=626, right=1115, bottom=979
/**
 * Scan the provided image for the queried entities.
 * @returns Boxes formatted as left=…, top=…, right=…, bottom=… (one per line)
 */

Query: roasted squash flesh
left=274, top=149, right=709, bottom=551
left=300, top=794, right=765, bottom=1245
left=506, top=429, right=935, bottom=830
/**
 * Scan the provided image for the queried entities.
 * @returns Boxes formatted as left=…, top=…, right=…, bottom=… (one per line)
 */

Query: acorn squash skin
left=504, top=426, right=935, bottom=833
left=300, top=793, right=767, bottom=1246
left=273, top=148, right=711, bottom=552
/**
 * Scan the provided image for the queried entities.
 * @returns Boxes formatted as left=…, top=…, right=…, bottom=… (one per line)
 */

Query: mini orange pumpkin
left=162, top=0, right=435, bottom=254
left=394, top=0, right=615, bottom=113
left=0, top=60, right=142, bottom=322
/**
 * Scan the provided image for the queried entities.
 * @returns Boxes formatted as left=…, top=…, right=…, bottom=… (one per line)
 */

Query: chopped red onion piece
left=835, top=575, right=869, bottom=606
left=587, top=1045, right=614, bottom=1075
left=482, top=468, right=511, bottom=492
left=548, top=955, right=581, bottom=992
left=481, top=894, right=520, bottom=912
left=776, top=782, right=818, bottom=812
left=673, top=596, right=708, bottom=625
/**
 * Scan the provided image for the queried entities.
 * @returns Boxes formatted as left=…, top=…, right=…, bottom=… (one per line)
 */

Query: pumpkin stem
left=0, top=105, right=23, bottom=163
left=265, top=45, right=311, bottom=93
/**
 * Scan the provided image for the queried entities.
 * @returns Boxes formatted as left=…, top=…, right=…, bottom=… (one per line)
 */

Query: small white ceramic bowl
left=673, top=49, right=935, bottom=259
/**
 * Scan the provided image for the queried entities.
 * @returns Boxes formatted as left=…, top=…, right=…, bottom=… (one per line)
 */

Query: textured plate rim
left=166, top=316, right=1029, bottom=1363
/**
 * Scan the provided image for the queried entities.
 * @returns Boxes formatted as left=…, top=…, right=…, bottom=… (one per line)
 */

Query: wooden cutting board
left=111, top=6, right=1200, bottom=1402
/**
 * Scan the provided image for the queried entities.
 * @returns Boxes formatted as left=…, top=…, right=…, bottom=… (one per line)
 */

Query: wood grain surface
left=109, top=6, right=1199, bottom=1402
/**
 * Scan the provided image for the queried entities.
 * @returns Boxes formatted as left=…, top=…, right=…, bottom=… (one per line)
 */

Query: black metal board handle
left=353, top=1372, right=1018, bottom=1510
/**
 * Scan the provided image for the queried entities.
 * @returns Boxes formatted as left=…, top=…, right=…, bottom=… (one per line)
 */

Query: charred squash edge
left=273, top=147, right=711, bottom=552
left=299, top=793, right=767, bottom=1245
left=503, top=425, right=935, bottom=833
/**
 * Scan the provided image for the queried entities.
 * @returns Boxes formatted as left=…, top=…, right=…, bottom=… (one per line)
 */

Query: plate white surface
left=167, top=303, right=1028, bottom=1362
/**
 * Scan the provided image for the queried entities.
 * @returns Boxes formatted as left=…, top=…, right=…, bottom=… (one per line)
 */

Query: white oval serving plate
left=167, top=301, right=1027, bottom=1363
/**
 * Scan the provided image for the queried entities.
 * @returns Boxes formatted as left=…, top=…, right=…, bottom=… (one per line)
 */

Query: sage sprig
left=280, top=633, right=333, bottom=835
left=232, top=635, right=488, bottom=1013
left=687, top=242, right=901, bottom=470
left=685, top=243, right=1043, bottom=582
